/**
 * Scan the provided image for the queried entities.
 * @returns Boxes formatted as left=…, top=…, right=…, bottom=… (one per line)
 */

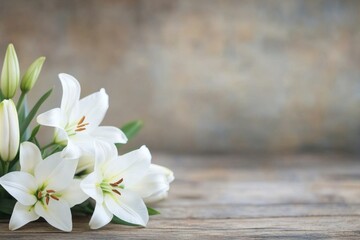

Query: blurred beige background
left=0, top=0, right=359, bottom=153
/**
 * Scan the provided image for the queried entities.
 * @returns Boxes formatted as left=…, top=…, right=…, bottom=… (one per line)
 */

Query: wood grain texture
left=1, top=153, right=360, bottom=239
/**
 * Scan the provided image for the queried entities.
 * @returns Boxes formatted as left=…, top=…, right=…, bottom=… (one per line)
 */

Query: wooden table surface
left=1, top=153, right=360, bottom=239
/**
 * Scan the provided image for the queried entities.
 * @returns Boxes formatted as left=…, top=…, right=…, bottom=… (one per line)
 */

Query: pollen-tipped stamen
left=111, top=178, right=123, bottom=186
left=50, top=195, right=59, bottom=201
left=77, top=123, right=89, bottom=128
left=78, top=116, right=85, bottom=125
left=74, top=116, right=90, bottom=132
left=112, top=189, right=121, bottom=196
left=75, top=127, right=86, bottom=132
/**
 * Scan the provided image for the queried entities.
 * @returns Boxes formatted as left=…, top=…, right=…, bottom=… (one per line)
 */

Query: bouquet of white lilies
left=0, top=44, right=174, bottom=232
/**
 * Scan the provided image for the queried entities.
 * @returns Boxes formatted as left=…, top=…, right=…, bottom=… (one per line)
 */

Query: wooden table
left=1, top=153, right=360, bottom=239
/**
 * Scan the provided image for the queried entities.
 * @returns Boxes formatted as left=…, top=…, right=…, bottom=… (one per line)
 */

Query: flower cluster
left=0, top=44, right=174, bottom=231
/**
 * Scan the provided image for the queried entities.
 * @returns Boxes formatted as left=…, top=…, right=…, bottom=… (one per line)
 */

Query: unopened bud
left=20, top=57, right=46, bottom=93
left=1, top=44, right=20, bottom=99
left=0, top=99, right=20, bottom=161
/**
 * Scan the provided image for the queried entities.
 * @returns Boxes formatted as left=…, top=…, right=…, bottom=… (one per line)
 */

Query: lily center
left=65, top=115, right=90, bottom=136
left=100, top=178, right=124, bottom=196
left=36, top=189, right=60, bottom=205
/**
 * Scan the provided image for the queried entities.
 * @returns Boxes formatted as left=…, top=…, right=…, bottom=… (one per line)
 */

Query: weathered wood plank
left=1, top=153, right=360, bottom=239
left=2, top=217, right=360, bottom=239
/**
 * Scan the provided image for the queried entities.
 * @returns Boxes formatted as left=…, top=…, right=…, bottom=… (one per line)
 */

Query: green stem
left=41, top=142, right=56, bottom=151
left=2, top=162, right=9, bottom=175
left=16, top=92, right=26, bottom=112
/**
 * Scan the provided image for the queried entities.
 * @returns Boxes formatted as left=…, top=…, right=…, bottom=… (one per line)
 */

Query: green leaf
left=111, top=216, right=141, bottom=226
left=147, top=207, right=160, bottom=216
left=16, top=92, right=27, bottom=119
left=0, top=198, right=16, bottom=215
left=120, top=120, right=143, bottom=141
left=20, top=89, right=52, bottom=141
left=71, top=201, right=94, bottom=215
left=29, top=125, right=41, bottom=140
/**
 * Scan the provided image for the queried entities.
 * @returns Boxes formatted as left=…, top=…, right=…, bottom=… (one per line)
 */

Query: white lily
left=36, top=73, right=127, bottom=158
left=80, top=142, right=152, bottom=229
left=132, top=164, right=174, bottom=204
left=0, top=142, right=88, bottom=231
left=0, top=99, right=20, bottom=162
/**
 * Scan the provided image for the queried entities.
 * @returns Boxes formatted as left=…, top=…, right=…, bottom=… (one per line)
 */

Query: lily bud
left=138, top=164, right=174, bottom=204
left=20, top=57, right=45, bottom=93
left=0, top=99, right=20, bottom=162
left=1, top=44, right=20, bottom=99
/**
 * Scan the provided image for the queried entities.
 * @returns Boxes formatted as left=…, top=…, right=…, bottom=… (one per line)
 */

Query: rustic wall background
left=0, top=0, right=359, bottom=153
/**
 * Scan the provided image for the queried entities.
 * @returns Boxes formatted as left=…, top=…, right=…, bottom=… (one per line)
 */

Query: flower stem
left=42, top=142, right=56, bottom=151
left=16, top=92, right=26, bottom=112
left=2, top=162, right=9, bottom=175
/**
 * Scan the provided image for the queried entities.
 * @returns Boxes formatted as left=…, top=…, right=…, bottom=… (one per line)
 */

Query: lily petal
left=104, top=145, right=151, bottom=185
left=61, top=139, right=82, bottom=159
left=0, top=172, right=37, bottom=205
left=35, top=199, right=72, bottom=232
left=61, top=179, right=89, bottom=207
left=59, top=73, right=81, bottom=115
left=80, top=172, right=104, bottom=203
left=91, top=126, right=128, bottom=144
left=94, top=141, right=118, bottom=171
left=9, top=202, right=39, bottom=230
left=72, top=88, right=108, bottom=131
left=76, top=153, right=96, bottom=174
left=89, top=202, right=113, bottom=230
left=19, top=142, right=42, bottom=175
left=36, top=108, right=65, bottom=129
left=104, top=189, right=148, bottom=227
left=35, top=153, right=78, bottom=191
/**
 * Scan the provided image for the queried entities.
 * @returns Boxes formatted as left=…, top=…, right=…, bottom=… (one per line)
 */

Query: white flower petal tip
left=139, top=145, right=151, bottom=159
left=19, top=142, right=42, bottom=174
left=9, top=203, right=39, bottom=231
left=88, top=204, right=112, bottom=230
left=91, top=127, right=128, bottom=145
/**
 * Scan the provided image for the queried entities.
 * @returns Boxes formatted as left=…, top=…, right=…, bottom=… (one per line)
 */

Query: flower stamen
left=50, top=195, right=59, bottom=201
left=75, top=116, right=89, bottom=132
left=111, top=178, right=123, bottom=186
left=77, top=123, right=89, bottom=128
left=107, top=178, right=124, bottom=196
left=112, top=189, right=121, bottom=196
left=78, top=116, right=85, bottom=125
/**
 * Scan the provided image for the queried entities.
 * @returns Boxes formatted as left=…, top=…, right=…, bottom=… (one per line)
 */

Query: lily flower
left=0, top=142, right=88, bottom=231
left=80, top=142, right=152, bottom=229
left=36, top=73, right=127, bottom=158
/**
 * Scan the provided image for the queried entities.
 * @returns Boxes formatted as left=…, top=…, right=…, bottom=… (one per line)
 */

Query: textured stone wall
left=0, top=0, right=359, bottom=153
